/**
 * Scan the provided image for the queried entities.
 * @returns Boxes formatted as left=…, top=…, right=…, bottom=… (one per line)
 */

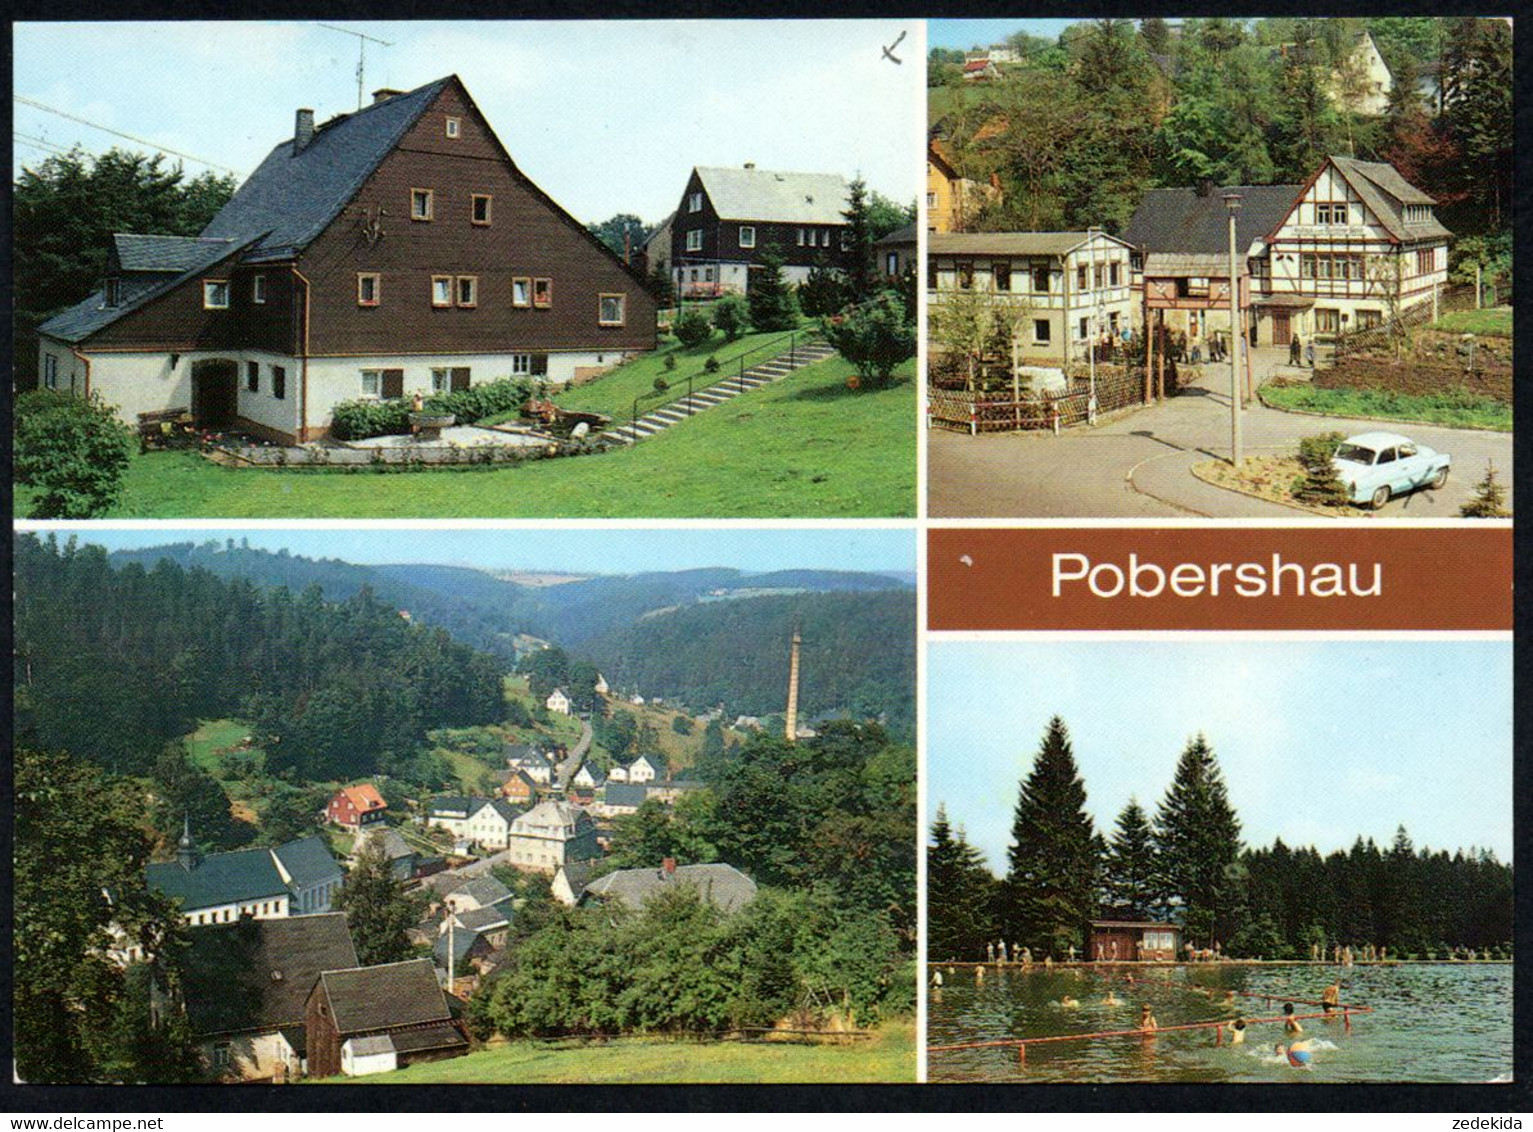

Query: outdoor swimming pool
left=926, top=963, right=1511, bottom=1083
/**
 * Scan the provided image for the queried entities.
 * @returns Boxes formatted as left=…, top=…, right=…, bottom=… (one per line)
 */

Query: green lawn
left=18, top=355, right=915, bottom=518
left=1432, top=307, right=1513, bottom=337
left=1261, top=383, right=1512, bottom=431
left=554, top=324, right=812, bottom=420
left=337, top=1022, right=915, bottom=1084
left=183, top=719, right=252, bottom=776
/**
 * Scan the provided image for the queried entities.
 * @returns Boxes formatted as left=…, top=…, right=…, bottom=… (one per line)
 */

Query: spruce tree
left=1002, top=716, right=1098, bottom=956
left=747, top=245, right=801, bottom=332
left=1152, top=733, right=1243, bottom=945
left=840, top=175, right=877, bottom=304
left=1103, top=797, right=1158, bottom=920
left=336, top=834, right=419, bottom=966
left=928, top=805, right=997, bottom=961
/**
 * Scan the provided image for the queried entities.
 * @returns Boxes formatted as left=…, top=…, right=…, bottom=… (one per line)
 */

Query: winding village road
left=929, top=347, right=1513, bottom=519
left=555, top=718, right=594, bottom=790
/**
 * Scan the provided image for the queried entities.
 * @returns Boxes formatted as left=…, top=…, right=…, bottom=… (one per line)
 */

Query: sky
left=927, top=19, right=1083, bottom=51
left=58, top=526, right=916, bottom=579
left=928, top=638, right=1514, bottom=866
left=13, top=19, right=923, bottom=224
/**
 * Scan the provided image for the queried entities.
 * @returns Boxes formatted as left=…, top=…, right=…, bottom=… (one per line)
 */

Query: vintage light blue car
left=1331, top=431, right=1451, bottom=510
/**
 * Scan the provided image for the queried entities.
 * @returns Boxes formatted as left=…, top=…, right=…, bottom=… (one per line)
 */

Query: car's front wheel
left=1432, top=465, right=1449, bottom=490
left=1370, top=485, right=1391, bottom=511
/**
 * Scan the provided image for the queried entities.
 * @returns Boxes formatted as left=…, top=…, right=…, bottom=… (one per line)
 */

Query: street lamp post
left=1086, top=228, right=1099, bottom=425
left=1222, top=193, right=1243, bottom=467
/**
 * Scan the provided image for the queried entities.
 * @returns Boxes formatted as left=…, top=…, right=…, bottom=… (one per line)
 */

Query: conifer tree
left=747, top=245, right=801, bottom=331
left=840, top=176, right=877, bottom=304
left=928, top=805, right=997, bottom=961
left=336, top=835, right=419, bottom=966
left=1152, top=733, right=1243, bottom=944
left=1103, top=797, right=1158, bottom=920
left=1002, top=716, right=1098, bottom=955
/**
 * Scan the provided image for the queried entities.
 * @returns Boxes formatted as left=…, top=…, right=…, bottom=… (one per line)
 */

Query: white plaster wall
left=83, top=352, right=191, bottom=423
left=36, top=340, right=88, bottom=395
left=233, top=352, right=303, bottom=438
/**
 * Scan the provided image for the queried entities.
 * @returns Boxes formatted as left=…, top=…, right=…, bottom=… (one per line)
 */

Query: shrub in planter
left=1460, top=460, right=1510, bottom=518
left=712, top=293, right=750, bottom=341
left=1291, top=431, right=1350, bottom=507
left=330, top=377, right=535, bottom=440
left=331, top=397, right=413, bottom=441
left=674, top=307, right=713, bottom=348
left=819, top=291, right=917, bottom=387
left=14, top=390, right=133, bottom=518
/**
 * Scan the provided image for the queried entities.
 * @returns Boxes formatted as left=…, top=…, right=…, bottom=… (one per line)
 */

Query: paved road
left=929, top=349, right=1513, bottom=518
left=555, top=718, right=594, bottom=789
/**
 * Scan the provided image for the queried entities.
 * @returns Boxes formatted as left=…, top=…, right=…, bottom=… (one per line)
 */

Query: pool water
left=926, top=963, right=1512, bottom=1083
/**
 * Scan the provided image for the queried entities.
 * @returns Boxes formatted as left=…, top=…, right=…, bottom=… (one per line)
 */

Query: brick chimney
left=373, top=88, right=407, bottom=105
left=743, top=161, right=755, bottom=170
left=661, top=857, right=677, bottom=876
left=294, top=109, right=315, bottom=155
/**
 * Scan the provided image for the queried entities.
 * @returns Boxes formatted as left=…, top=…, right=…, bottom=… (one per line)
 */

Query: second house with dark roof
left=37, top=75, right=657, bottom=443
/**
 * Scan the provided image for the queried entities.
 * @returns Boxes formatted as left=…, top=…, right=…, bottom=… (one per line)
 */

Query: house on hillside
left=499, top=767, right=539, bottom=805
left=637, top=216, right=673, bottom=284
left=551, top=859, right=599, bottom=906
left=305, top=959, right=467, bottom=1078
left=172, top=912, right=358, bottom=1082
left=545, top=687, right=572, bottom=715
left=580, top=858, right=757, bottom=914
left=669, top=164, right=852, bottom=297
left=505, top=743, right=555, bottom=785
left=1274, top=30, right=1394, bottom=116
left=962, top=58, right=999, bottom=81
left=926, top=141, right=986, bottom=236
left=927, top=231, right=1137, bottom=368
left=35, top=75, right=657, bottom=441
left=146, top=825, right=342, bottom=925
left=625, top=753, right=667, bottom=784
left=506, top=800, right=600, bottom=873
left=570, top=760, right=605, bottom=790
left=351, top=825, right=418, bottom=882
left=1123, top=157, right=1450, bottom=349
left=442, top=874, right=512, bottom=916
left=326, top=783, right=388, bottom=831
left=424, top=796, right=521, bottom=851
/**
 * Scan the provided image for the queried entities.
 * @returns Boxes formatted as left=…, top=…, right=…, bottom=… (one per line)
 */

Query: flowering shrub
left=330, top=377, right=537, bottom=440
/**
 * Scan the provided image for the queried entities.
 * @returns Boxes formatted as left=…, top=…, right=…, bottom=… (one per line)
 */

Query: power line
left=14, top=95, right=241, bottom=174
left=15, top=132, right=75, bottom=158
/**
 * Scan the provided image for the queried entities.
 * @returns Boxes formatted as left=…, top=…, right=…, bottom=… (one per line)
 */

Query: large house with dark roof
left=146, top=827, right=343, bottom=926
left=36, top=75, right=657, bottom=443
left=1122, top=156, right=1450, bottom=349
left=172, top=912, right=359, bottom=1082
left=669, top=164, right=852, bottom=298
left=579, top=858, right=758, bottom=915
left=304, top=957, right=467, bottom=1078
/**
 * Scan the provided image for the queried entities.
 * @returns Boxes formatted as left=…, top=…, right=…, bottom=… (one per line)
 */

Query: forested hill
left=582, top=590, right=918, bottom=740
left=15, top=534, right=504, bottom=780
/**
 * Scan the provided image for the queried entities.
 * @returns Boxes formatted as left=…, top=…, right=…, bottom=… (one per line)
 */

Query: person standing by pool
left=1139, top=1005, right=1158, bottom=1032
left=1282, top=1002, right=1303, bottom=1034
left=1103, top=989, right=1120, bottom=1006
left=1321, top=981, right=1341, bottom=1014
left=987, top=941, right=995, bottom=964
left=998, top=939, right=1008, bottom=965
left=930, top=968, right=944, bottom=987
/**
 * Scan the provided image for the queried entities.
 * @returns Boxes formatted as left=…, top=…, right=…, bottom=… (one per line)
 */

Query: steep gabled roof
left=581, top=862, right=758, bottom=914
left=1122, top=184, right=1301, bottom=256
left=200, top=79, right=450, bottom=258
left=695, top=166, right=850, bottom=226
left=455, top=875, right=512, bottom=908
left=876, top=223, right=918, bottom=248
left=316, top=958, right=453, bottom=1036
left=336, top=783, right=387, bottom=813
left=147, top=844, right=290, bottom=910
left=182, top=913, right=358, bottom=1038
left=271, top=835, right=343, bottom=889
left=1326, top=155, right=1451, bottom=242
left=113, top=233, right=239, bottom=273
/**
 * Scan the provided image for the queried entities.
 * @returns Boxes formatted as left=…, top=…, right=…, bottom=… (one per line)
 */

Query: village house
left=669, top=164, right=852, bottom=297
left=441, top=874, right=512, bottom=917
left=499, top=767, right=539, bottom=805
left=876, top=223, right=918, bottom=279
left=35, top=75, right=657, bottom=442
left=504, top=742, right=556, bottom=785
left=928, top=230, right=1137, bottom=368
left=172, top=912, right=358, bottom=1082
left=569, top=760, right=606, bottom=790
left=580, top=858, right=758, bottom=915
left=351, top=824, right=418, bottom=882
left=962, top=58, right=1000, bottom=81
left=424, top=796, right=521, bottom=851
left=1123, top=156, right=1451, bottom=349
left=325, top=783, right=388, bottom=831
left=926, top=141, right=980, bottom=236
left=551, top=859, right=599, bottom=906
left=638, top=215, right=673, bottom=284
left=505, top=799, right=600, bottom=873
left=146, top=825, right=343, bottom=926
left=545, top=687, right=572, bottom=715
left=1273, top=29, right=1395, bottom=116
left=305, top=958, right=468, bottom=1078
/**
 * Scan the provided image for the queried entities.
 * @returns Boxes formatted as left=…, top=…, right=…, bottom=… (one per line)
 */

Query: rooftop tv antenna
left=319, top=24, right=395, bottom=110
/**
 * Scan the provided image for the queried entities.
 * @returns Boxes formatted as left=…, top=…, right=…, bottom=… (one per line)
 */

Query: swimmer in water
left=930, top=968, right=944, bottom=988
left=1282, top=1002, right=1303, bottom=1034
left=1139, top=1004, right=1158, bottom=1032
left=1222, top=989, right=1239, bottom=1009
left=1228, top=1018, right=1247, bottom=1045
left=1321, top=981, right=1341, bottom=1013
left=1103, top=989, right=1120, bottom=1006
left=1275, top=1039, right=1315, bottom=1068
left=1058, top=995, right=1080, bottom=1008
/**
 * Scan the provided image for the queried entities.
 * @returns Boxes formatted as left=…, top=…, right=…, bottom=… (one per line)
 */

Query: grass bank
left=14, top=356, right=916, bottom=518
left=1260, top=383, right=1512, bottom=432
left=1432, top=307, right=1513, bottom=337
left=338, top=1021, right=915, bottom=1084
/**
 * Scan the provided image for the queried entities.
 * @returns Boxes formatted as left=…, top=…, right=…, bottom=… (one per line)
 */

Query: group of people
left=1287, top=334, right=1318, bottom=368
left=1309, top=942, right=1392, bottom=964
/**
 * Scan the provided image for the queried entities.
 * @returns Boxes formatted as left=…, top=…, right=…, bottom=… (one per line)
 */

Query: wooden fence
left=1330, top=283, right=1483, bottom=362
left=929, top=365, right=1147, bottom=434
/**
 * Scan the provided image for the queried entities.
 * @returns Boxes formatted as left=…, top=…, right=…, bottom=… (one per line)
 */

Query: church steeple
left=177, top=816, right=200, bottom=871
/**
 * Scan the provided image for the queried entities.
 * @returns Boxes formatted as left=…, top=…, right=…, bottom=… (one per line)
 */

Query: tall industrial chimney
left=784, top=627, right=802, bottom=742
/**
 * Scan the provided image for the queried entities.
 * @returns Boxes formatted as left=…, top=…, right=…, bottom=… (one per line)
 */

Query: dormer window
left=688, top=192, right=703, bottom=212
left=105, top=278, right=122, bottom=307
left=445, top=116, right=461, bottom=139
left=411, top=188, right=434, bottom=221
left=203, top=280, right=230, bottom=309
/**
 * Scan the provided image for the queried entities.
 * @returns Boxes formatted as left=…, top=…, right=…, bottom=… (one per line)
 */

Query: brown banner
left=928, top=527, right=1511, bottom=631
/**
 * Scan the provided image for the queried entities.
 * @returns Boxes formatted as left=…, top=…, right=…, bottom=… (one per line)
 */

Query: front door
left=191, top=360, right=239, bottom=430
left=1272, top=311, right=1291, bottom=346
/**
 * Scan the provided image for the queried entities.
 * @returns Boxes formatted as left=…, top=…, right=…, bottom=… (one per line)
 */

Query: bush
left=664, top=353, right=679, bottom=372
left=653, top=376, right=669, bottom=392
left=1291, top=431, right=1351, bottom=507
left=703, top=355, right=720, bottom=374
left=14, top=390, right=133, bottom=518
left=330, top=377, right=536, bottom=440
left=713, top=293, right=750, bottom=341
left=673, top=307, right=714, bottom=348
left=1461, top=460, right=1511, bottom=518
left=748, top=246, right=801, bottom=332
left=819, top=292, right=917, bottom=387
left=797, top=264, right=850, bottom=318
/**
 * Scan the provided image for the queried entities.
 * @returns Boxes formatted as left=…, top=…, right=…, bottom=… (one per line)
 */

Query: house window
left=796, top=228, right=806, bottom=247
left=42, top=353, right=58, bottom=389
left=411, top=188, right=434, bottom=221
left=1316, top=202, right=1347, bottom=225
left=1076, top=264, right=1088, bottom=289
left=246, top=361, right=259, bottom=393
left=272, top=365, right=286, bottom=400
left=471, top=194, right=492, bottom=225
left=203, top=280, right=230, bottom=309
left=105, top=278, right=122, bottom=307
left=685, top=230, right=703, bottom=252
left=885, top=252, right=899, bottom=276
left=456, top=276, right=478, bottom=307
left=512, top=277, right=531, bottom=307
left=511, top=354, right=532, bottom=376
left=739, top=225, right=755, bottom=249
left=1094, top=265, right=1104, bottom=289
left=533, top=278, right=552, bottom=308
left=445, top=116, right=461, bottom=138
left=1033, top=318, right=1051, bottom=344
left=1314, top=308, right=1340, bottom=335
left=213, top=1043, right=231, bottom=1070
left=956, top=262, right=974, bottom=290
left=357, top=273, right=380, bottom=307
left=361, top=369, right=383, bottom=398
left=253, top=274, right=267, bottom=304
left=993, top=261, right=1010, bottom=292
left=1110, top=262, right=1121, bottom=286
left=688, top=192, right=703, bottom=213
left=1416, top=248, right=1436, bottom=274
left=926, top=192, right=937, bottom=208
left=1078, top=316, right=1089, bottom=339
left=1032, top=265, right=1050, bottom=293
left=599, top=293, right=626, bottom=326
left=431, top=367, right=451, bottom=392
left=1356, top=309, right=1383, bottom=329
left=432, top=276, right=453, bottom=307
